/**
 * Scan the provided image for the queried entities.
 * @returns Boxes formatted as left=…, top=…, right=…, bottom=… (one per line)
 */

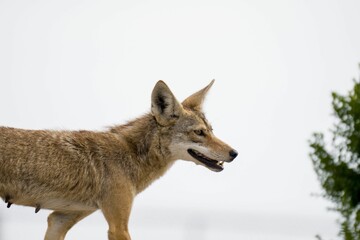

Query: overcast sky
left=1, top=0, right=360, bottom=239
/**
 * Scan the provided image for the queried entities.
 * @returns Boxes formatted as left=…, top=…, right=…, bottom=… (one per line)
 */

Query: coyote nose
left=229, top=149, right=238, bottom=160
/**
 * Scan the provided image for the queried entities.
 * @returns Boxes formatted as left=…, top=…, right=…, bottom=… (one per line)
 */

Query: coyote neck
left=109, top=114, right=174, bottom=192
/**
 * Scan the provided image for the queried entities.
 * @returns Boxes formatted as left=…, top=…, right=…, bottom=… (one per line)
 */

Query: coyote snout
left=0, top=80, right=237, bottom=240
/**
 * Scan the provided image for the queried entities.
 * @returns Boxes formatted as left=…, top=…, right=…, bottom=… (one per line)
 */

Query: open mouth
left=187, top=149, right=224, bottom=172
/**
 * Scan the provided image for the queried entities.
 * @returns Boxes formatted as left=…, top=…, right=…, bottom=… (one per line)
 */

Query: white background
left=1, top=0, right=360, bottom=239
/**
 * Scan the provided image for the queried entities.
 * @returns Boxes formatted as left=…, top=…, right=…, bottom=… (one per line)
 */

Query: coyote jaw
left=187, top=149, right=224, bottom=172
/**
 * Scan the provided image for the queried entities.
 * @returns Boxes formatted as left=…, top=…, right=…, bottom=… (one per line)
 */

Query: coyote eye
left=194, top=129, right=205, bottom=136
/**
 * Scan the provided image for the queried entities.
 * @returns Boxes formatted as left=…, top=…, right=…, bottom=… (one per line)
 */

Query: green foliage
left=309, top=77, right=360, bottom=240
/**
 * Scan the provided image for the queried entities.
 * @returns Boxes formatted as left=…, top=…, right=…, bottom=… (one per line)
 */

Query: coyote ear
left=182, top=79, right=215, bottom=111
left=151, top=81, right=183, bottom=126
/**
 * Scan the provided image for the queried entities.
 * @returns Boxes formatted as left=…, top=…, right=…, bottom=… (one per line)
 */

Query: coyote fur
left=0, top=80, right=237, bottom=240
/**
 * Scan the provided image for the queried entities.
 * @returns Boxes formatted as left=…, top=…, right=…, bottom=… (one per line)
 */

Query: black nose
left=229, top=149, right=238, bottom=159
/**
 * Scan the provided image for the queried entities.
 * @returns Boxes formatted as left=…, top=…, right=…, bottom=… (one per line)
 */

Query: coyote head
left=151, top=80, right=237, bottom=172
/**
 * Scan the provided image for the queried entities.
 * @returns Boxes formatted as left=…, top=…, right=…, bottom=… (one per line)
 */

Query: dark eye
left=194, top=129, right=205, bottom=136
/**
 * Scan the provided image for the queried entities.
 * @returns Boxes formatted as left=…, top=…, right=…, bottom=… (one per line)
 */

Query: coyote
left=0, top=80, right=237, bottom=240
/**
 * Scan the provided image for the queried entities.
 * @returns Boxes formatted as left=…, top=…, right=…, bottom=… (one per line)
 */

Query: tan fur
left=0, top=80, right=237, bottom=240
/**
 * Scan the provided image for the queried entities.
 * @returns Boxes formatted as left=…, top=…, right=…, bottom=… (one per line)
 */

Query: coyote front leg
left=101, top=186, right=134, bottom=240
left=44, top=210, right=94, bottom=240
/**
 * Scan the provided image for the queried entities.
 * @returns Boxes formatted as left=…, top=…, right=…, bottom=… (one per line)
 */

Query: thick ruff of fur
left=0, top=80, right=237, bottom=240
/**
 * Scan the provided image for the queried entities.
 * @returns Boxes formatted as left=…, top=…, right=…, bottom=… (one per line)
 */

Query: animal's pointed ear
left=151, top=81, right=183, bottom=126
left=182, top=79, right=215, bottom=111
